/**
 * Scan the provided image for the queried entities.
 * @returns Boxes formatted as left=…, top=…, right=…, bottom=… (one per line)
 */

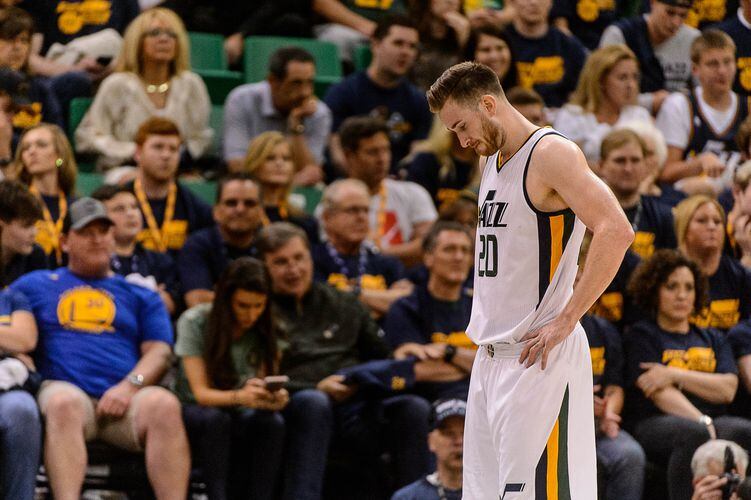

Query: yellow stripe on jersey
left=546, top=418, right=560, bottom=500
left=549, top=215, right=565, bottom=282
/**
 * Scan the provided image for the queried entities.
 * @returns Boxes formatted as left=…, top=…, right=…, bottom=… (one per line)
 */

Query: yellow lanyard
left=30, top=186, right=66, bottom=265
left=370, top=182, right=387, bottom=247
left=134, top=178, right=177, bottom=253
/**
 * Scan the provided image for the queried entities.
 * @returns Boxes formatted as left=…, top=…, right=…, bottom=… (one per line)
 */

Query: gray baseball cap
left=431, top=398, right=467, bottom=430
left=68, top=197, right=113, bottom=231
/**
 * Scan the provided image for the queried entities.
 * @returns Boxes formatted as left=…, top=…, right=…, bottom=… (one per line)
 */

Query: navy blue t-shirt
left=581, top=314, right=624, bottom=390
left=404, top=152, right=474, bottom=209
left=324, top=71, right=432, bottom=167
left=1, top=244, right=49, bottom=288
left=11, top=76, right=63, bottom=136
left=265, top=205, right=320, bottom=245
left=312, top=242, right=404, bottom=292
left=590, top=249, right=641, bottom=328
left=20, top=0, right=140, bottom=53
left=727, top=319, right=751, bottom=415
left=124, top=181, right=214, bottom=256
left=641, top=0, right=736, bottom=30
left=692, top=254, right=751, bottom=331
left=391, top=476, right=462, bottom=500
left=111, top=243, right=181, bottom=308
left=384, top=283, right=473, bottom=401
left=551, top=0, right=625, bottom=50
left=624, top=195, right=677, bottom=260
left=503, top=25, right=587, bottom=108
left=177, top=226, right=259, bottom=294
left=715, top=12, right=751, bottom=95
left=623, top=320, right=737, bottom=425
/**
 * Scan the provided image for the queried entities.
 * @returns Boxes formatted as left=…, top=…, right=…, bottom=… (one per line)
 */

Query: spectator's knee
left=138, top=388, right=184, bottom=431
left=43, top=390, right=87, bottom=427
left=0, top=393, right=40, bottom=427
left=291, top=389, right=333, bottom=419
left=620, top=437, right=646, bottom=467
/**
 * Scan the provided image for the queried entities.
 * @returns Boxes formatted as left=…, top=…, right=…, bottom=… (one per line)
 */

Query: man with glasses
left=314, top=178, right=411, bottom=318
left=177, top=173, right=264, bottom=307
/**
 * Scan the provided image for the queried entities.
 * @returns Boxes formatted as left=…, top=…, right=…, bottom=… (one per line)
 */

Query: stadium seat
left=243, top=37, right=342, bottom=97
left=353, top=45, right=372, bottom=72
left=183, top=179, right=217, bottom=205
left=189, top=32, right=228, bottom=71
left=76, top=172, right=104, bottom=197
left=196, top=69, right=244, bottom=105
left=208, top=105, right=224, bottom=157
left=68, top=97, right=93, bottom=145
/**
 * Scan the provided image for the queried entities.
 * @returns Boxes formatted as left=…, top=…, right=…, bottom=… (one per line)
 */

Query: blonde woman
left=554, top=44, right=651, bottom=164
left=403, top=117, right=478, bottom=209
left=243, top=132, right=319, bottom=243
left=75, top=8, right=212, bottom=169
left=13, top=123, right=77, bottom=265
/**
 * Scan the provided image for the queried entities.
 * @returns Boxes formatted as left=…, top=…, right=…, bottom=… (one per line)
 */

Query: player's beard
left=479, top=113, right=503, bottom=155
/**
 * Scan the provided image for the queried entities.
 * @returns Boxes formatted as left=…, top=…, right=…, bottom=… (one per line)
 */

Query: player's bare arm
left=519, top=135, right=633, bottom=369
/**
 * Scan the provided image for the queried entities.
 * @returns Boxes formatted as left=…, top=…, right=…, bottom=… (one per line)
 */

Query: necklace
left=145, top=81, right=170, bottom=94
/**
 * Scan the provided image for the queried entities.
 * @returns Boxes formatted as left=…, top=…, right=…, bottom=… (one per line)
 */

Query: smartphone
left=263, top=375, right=289, bottom=392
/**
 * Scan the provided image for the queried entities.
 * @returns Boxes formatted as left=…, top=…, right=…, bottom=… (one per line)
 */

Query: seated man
left=715, top=0, right=751, bottom=95
left=125, top=117, right=214, bottom=256
left=690, top=439, right=748, bottom=500
left=10, top=197, right=190, bottom=500
left=339, top=116, right=437, bottom=266
left=257, top=222, right=431, bottom=495
left=92, top=184, right=180, bottom=316
left=503, top=0, right=587, bottom=109
left=178, top=173, right=263, bottom=308
left=223, top=47, right=332, bottom=182
left=384, top=221, right=475, bottom=401
left=656, top=30, right=748, bottom=193
left=314, top=178, right=411, bottom=317
left=392, top=398, right=466, bottom=500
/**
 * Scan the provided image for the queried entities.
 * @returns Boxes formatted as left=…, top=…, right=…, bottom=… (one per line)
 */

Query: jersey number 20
left=478, top=234, right=498, bottom=277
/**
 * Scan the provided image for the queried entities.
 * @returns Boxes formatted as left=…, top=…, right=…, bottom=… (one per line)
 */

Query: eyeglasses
left=222, top=198, right=259, bottom=208
left=144, top=28, right=178, bottom=39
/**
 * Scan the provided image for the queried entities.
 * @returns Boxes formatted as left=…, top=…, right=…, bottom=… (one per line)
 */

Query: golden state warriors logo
left=57, top=1, right=112, bottom=35
left=685, top=0, right=726, bottom=27
left=57, top=286, right=116, bottom=333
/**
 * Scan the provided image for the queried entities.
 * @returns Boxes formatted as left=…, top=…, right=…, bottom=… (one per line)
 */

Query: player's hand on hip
left=519, top=316, right=575, bottom=370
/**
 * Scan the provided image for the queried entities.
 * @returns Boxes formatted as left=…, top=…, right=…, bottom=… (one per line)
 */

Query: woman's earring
left=55, top=158, right=63, bottom=168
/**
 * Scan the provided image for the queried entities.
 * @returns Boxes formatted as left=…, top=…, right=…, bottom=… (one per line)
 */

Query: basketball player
left=427, top=62, right=634, bottom=499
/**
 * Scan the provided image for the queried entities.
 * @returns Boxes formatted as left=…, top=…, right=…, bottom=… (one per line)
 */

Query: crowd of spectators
left=2, top=0, right=751, bottom=499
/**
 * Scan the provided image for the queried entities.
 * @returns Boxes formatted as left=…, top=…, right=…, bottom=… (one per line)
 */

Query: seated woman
left=243, top=131, right=319, bottom=244
left=624, top=249, right=751, bottom=500
left=0, top=180, right=47, bottom=287
left=175, top=257, right=287, bottom=500
left=75, top=8, right=212, bottom=169
left=12, top=123, right=77, bottom=266
left=410, top=0, right=471, bottom=90
left=674, top=195, right=751, bottom=331
left=402, top=117, right=478, bottom=210
left=553, top=44, right=651, bottom=165
left=465, top=25, right=516, bottom=89
left=0, top=286, right=41, bottom=500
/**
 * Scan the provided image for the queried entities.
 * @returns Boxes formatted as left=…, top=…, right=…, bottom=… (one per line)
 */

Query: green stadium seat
left=76, top=172, right=104, bottom=196
left=243, top=37, right=342, bottom=97
left=183, top=179, right=217, bottom=205
left=292, top=185, right=323, bottom=215
left=196, top=69, right=243, bottom=105
left=189, top=32, right=228, bottom=71
left=353, top=45, right=371, bottom=72
left=68, top=97, right=93, bottom=144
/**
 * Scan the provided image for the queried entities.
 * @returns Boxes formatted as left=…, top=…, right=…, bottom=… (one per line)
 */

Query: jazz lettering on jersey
left=478, top=190, right=509, bottom=229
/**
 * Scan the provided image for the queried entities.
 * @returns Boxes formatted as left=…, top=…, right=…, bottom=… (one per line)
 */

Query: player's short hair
left=256, top=222, right=309, bottom=257
left=91, top=184, right=132, bottom=202
left=600, top=128, right=647, bottom=161
left=506, top=87, right=544, bottom=108
left=0, top=180, right=42, bottom=224
left=426, top=61, right=504, bottom=113
left=134, top=117, right=182, bottom=146
left=627, top=249, right=708, bottom=318
left=372, top=15, right=417, bottom=41
left=338, top=116, right=390, bottom=153
left=690, top=29, right=736, bottom=64
left=422, top=220, right=473, bottom=253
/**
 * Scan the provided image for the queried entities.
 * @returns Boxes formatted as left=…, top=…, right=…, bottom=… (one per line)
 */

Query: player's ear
left=480, top=95, right=496, bottom=115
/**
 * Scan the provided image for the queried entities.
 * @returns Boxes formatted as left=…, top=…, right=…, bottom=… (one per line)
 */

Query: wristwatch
left=127, top=373, right=145, bottom=387
left=443, top=345, right=457, bottom=364
left=288, top=123, right=305, bottom=135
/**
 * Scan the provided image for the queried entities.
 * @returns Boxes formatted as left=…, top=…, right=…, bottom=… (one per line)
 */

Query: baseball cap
left=656, top=0, right=694, bottom=8
left=338, top=358, right=416, bottom=396
left=67, top=197, right=113, bottom=231
left=430, top=398, right=467, bottom=430
left=0, top=68, right=31, bottom=107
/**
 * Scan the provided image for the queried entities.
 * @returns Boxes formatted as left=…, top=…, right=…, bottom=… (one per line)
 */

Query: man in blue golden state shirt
left=10, top=197, right=190, bottom=500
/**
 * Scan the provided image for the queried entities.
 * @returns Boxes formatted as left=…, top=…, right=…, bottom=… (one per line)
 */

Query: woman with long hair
left=674, top=195, right=751, bottom=331
left=465, top=24, right=517, bottom=89
left=554, top=44, right=651, bottom=164
left=243, top=131, right=319, bottom=244
left=12, top=123, right=76, bottom=266
left=75, top=7, right=212, bottom=169
left=624, top=249, right=751, bottom=500
left=175, top=257, right=287, bottom=500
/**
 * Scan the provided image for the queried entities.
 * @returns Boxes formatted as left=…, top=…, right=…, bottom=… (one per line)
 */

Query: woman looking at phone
left=174, top=257, right=288, bottom=500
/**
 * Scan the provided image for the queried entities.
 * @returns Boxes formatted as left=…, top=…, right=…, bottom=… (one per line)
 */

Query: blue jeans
left=282, top=389, right=333, bottom=500
left=0, top=391, right=41, bottom=500
left=596, top=429, right=645, bottom=500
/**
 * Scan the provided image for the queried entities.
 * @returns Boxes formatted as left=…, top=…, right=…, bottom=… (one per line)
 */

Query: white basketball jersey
left=467, top=128, right=585, bottom=345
